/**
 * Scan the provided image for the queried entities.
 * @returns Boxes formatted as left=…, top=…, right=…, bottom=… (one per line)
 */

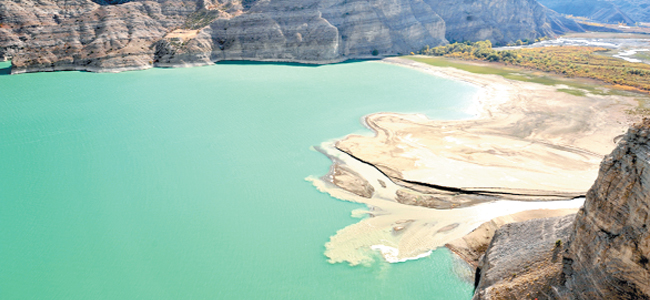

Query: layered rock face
left=0, top=0, right=203, bottom=72
left=473, top=120, right=650, bottom=300
left=1, top=0, right=562, bottom=73
left=473, top=214, right=576, bottom=300
left=159, top=0, right=448, bottom=66
left=562, top=121, right=650, bottom=299
left=424, top=0, right=555, bottom=44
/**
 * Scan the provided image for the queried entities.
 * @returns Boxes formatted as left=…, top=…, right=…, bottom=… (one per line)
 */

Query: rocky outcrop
left=1, top=0, right=566, bottom=73
left=1, top=0, right=203, bottom=72
left=562, top=120, right=650, bottom=300
left=447, top=208, right=579, bottom=269
left=473, top=214, right=576, bottom=300
left=424, top=0, right=556, bottom=44
left=331, top=164, right=375, bottom=198
left=473, top=120, right=650, bottom=300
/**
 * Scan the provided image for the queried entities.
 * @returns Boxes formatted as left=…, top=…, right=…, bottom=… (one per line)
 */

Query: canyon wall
left=1, top=0, right=562, bottom=73
left=562, top=121, right=650, bottom=299
left=473, top=120, right=650, bottom=300
left=424, top=0, right=555, bottom=44
left=0, top=0, right=202, bottom=72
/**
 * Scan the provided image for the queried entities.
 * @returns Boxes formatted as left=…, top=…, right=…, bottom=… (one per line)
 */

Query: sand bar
left=312, top=57, right=641, bottom=265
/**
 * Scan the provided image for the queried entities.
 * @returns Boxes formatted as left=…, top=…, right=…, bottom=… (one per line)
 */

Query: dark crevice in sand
left=335, top=145, right=586, bottom=200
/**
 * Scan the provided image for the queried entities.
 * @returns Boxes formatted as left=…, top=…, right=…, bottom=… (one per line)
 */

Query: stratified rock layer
left=1, top=0, right=562, bottom=73
left=473, top=214, right=576, bottom=300
left=563, top=120, right=650, bottom=299
left=425, top=0, right=554, bottom=44
left=0, top=0, right=201, bottom=72
left=473, top=120, right=650, bottom=300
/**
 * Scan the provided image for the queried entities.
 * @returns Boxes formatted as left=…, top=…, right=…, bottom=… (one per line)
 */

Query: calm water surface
left=0, top=60, right=477, bottom=299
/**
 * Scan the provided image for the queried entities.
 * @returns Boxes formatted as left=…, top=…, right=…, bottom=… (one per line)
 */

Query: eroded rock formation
left=1, top=0, right=565, bottom=73
left=562, top=120, right=650, bottom=299
left=0, top=0, right=203, bottom=72
left=425, top=0, right=555, bottom=44
left=473, top=120, right=650, bottom=300
left=473, top=214, right=576, bottom=300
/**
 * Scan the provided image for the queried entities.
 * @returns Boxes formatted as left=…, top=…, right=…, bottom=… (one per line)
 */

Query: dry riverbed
left=310, top=57, right=642, bottom=266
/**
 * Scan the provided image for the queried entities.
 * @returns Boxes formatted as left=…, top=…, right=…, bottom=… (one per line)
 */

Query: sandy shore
left=340, top=57, right=637, bottom=195
left=309, top=142, right=585, bottom=266
left=311, top=56, right=641, bottom=266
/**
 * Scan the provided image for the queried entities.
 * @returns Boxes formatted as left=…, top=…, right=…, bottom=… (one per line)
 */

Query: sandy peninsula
left=310, top=56, right=641, bottom=266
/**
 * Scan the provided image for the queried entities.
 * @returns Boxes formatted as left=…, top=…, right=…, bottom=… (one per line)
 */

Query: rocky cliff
left=1, top=0, right=562, bottom=73
left=562, top=120, right=650, bottom=299
left=424, top=0, right=555, bottom=44
left=0, top=0, right=202, bottom=72
left=473, top=214, right=576, bottom=300
left=473, top=120, right=650, bottom=300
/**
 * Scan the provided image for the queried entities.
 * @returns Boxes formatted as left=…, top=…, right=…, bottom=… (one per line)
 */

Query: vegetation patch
left=416, top=41, right=650, bottom=93
left=557, top=88, right=586, bottom=97
left=184, top=9, right=221, bottom=30
left=407, top=56, right=607, bottom=95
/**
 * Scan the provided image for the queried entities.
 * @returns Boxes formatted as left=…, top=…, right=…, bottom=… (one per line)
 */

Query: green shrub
left=417, top=40, right=650, bottom=92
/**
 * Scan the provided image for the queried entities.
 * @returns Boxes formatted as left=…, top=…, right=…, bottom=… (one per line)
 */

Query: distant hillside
left=537, top=0, right=650, bottom=24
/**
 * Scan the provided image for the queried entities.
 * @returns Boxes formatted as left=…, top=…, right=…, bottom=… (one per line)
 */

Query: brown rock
left=472, top=214, right=576, bottom=300
left=473, top=120, right=650, bottom=300
left=563, top=119, right=650, bottom=299
left=331, top=164, right=375, bottom=198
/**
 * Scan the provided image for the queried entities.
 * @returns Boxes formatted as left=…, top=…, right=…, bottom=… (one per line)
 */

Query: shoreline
left=309, top=142, right=586, bottom=266
left=313, top=56, right=641, bottom=266
left=7, top=56, right=388, bottom=75
left=340, top=56, right=637, bottom=193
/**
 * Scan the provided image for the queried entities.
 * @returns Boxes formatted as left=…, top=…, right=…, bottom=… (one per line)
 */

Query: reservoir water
left=0, top=60, right=478, bottom=299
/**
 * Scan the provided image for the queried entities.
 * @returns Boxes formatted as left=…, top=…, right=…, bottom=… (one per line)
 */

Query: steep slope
left=0, top=0, right=203, bottom=72
left=424, top=0, right=555, bottom=44
left=1, top=0, right=561, bottom=73
left=544, top=9, right=589, bottom=34
left=562, top=120, right=650, bottom=299
left=537, top=0, right=645, bottom=24
left=621, top=0, right=650, bottom=23
left=155, top=0, right=448, bottom=67
left=472, top=214, right=576, bottom=300
left=473, top=120, right=650, bottom=300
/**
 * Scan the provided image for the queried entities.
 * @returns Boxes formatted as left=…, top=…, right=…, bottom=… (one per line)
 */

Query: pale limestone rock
left=1, top=0, right=569, bottom=73
left=425, top=0, right=556, bottom=44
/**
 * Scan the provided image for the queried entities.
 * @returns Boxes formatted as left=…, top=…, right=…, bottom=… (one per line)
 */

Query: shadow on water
left=0, top=58, right=385, bottom=75
left=215, top=59, right=380, bottom=67
left=0, top=61, right=11, bottom=75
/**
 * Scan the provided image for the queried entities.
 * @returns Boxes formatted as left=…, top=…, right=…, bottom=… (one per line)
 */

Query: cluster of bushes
left=421, top=40, right=524, bottom=63
left=184, top=9, right=221, bottom=30
left=419, top=40, right=650, bottom=92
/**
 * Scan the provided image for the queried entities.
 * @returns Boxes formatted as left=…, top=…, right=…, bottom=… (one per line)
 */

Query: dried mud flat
left=311, top=57, right=642, bottom=265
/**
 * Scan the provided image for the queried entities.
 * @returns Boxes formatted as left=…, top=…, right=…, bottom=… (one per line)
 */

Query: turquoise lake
left=0, top=60, right=478, bottom=299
